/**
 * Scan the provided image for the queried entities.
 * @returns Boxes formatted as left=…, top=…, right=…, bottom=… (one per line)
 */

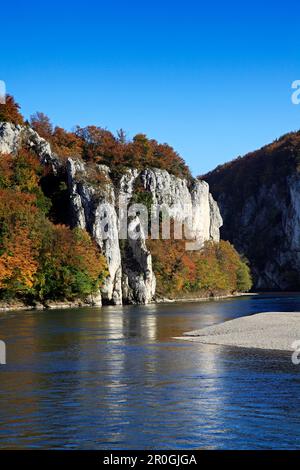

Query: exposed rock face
left=0, top=122, right=60, bottom=171
left=67, top=158, right=123, bottom=305
left=67, top=163, right=222, bottom=304
left=214, top=183, right=292, bottom=289
left=0, top=122, right=223, bottom=304
left=119, top=169, right=156, bottom=304
left=140, top=168, right=222, bottom=246
left=203, top=131, right=300, bottom=290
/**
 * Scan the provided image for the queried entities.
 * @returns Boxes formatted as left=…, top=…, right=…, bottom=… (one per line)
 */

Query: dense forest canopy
left=0, top=95, right=190, bottom=179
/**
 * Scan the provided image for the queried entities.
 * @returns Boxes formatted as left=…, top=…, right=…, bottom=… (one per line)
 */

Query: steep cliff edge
left=67, top=159, right=222, bottom=304
left=203, top=131, right=300, bottom=290
left=0, top=121, right=60, bottom=171
left=0, top=122, right=222, bottom=304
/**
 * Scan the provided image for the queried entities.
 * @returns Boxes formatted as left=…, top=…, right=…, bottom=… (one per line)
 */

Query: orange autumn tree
left=0, top=95, right=24, bottom=125
left=0, top=190, right=41, bottom=295
left=5, top=93, right=191, bottom=179
left=34, top=224, right=108, bottom=301
left=50, top=126, right=83, bottom=159
left=148, top=228, right=252, bottom=298
left=30, top=112, right=84, bottom=159
left=30, top=112, right=53, bottom=140
left=73, top=126, right=191, bottom=179
left=0, top=149, right=51, bottom=213
left=0, top=148, right=108, bottom=302
left=0, top=224, right=39, bottom=293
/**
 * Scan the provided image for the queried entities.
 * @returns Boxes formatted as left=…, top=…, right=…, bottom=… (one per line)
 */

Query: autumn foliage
left=0, top=149, right=107, bottom=301
left=2, top=95, right=191, bottom=178
left=202, top=130, right=300, bottom=204
left=34, top=224, right=108, bottom=301
left=148, top=235, right=252, bottom=298
left=0, top=192, right=40, bottom=293
left=30, top=115, right=191, bottom=178
left=0, top=95, right=24, bottom=125
left=0, top=95, right=252, bottom=302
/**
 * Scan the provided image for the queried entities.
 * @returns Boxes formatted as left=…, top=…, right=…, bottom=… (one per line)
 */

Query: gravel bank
left=178, top=312, right=300, bottom=351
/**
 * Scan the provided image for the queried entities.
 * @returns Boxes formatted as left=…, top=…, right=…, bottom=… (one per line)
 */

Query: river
left=1, top=293, right=300, bottom=449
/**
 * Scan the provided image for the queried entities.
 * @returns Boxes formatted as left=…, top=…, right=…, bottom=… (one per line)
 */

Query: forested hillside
left=0, top=148, right=107, bottom=304
left=203, top=131, right=300, bottom=290
left=0, top=96, right=252, bottom=306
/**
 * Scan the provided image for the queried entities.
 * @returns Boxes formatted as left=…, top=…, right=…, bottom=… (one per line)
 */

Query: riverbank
left=0, top=298, right=101, bottom=312
left=157, top=292, right=256, bottom=303
left=0, top=292, right=255, bottom=312
left=178, top=312, right=300, bottom=352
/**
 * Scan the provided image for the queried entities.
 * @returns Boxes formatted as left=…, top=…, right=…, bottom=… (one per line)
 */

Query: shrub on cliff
left=30, top=112, right=53, bottom=139
left=0, top=95, right=24, bottom=125
left=0, top=190, right=41, bottom=295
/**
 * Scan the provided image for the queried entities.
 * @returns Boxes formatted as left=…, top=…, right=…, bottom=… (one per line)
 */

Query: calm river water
left=1, top=293, right=300, bottom=449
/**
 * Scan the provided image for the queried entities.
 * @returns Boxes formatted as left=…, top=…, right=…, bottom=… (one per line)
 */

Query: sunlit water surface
left=1, top=293, right=300, bottom=449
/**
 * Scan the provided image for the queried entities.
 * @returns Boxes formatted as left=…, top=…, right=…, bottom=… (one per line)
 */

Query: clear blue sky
left=1, top=0, right=300, bottom=175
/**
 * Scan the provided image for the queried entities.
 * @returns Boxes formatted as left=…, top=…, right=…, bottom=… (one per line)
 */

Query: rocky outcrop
left=0, top=122, right=223, bottom=304
left=0, top=122, right=60, bottom=172
left=140, top=168, right=222, bottom=246
left=67, top=163, right=222, bottom=304
left=118, top=169, right=156, bottom=304
left=67, top=158, right=123, bottom=305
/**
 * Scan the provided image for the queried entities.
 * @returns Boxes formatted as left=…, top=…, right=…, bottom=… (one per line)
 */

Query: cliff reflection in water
left=1, top=294, right=300, bottom=449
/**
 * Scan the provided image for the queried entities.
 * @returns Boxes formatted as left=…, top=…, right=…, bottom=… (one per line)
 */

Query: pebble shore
left=178, top=312, right=300, bottom=352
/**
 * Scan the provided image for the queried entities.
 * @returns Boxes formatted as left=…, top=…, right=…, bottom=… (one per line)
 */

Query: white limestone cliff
left=0, top=122, right=223, bottom=304
left=67, top=163, right=222, bottom=304
left=0, top=122, right=60, bottom=171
